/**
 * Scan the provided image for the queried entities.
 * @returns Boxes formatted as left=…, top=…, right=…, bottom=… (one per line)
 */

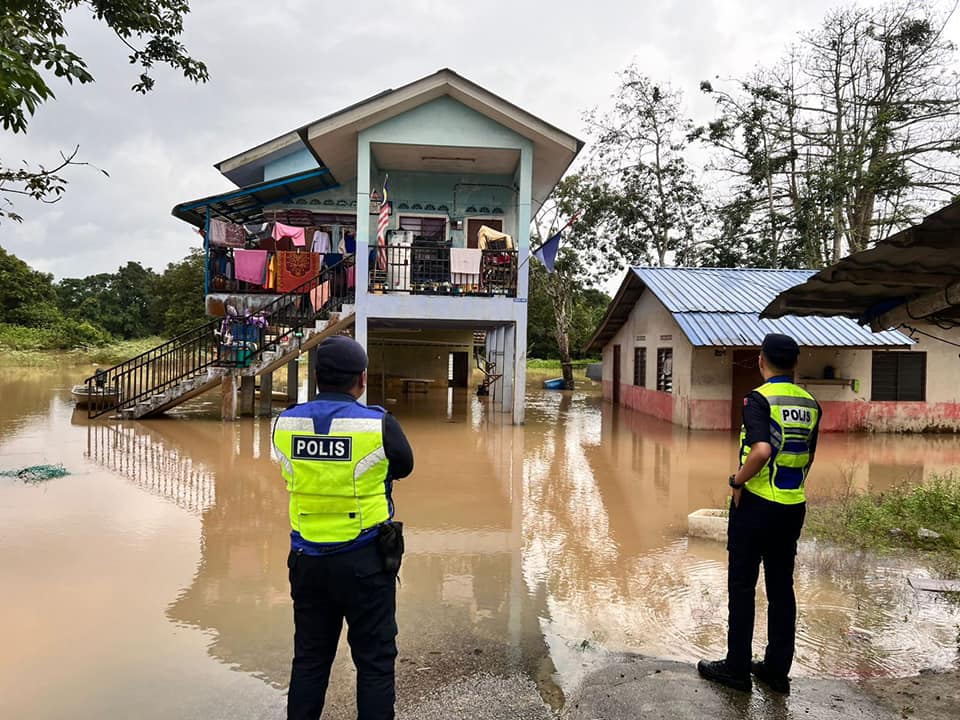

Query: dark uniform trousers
left=726, top=487, right=806, bottom=676
left=287, top=542, right=398, bottom=720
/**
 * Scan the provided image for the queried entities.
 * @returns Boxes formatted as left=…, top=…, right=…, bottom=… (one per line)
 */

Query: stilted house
left=84, top=69, right=582, bottom=422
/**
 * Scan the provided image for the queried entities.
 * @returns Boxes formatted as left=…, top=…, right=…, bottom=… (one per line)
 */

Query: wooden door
left=731, top=349, right=762, bottom=432
left=613, top=345, right=621, bottom=404
left=467, top=218, right=503, bottom=249
left=450, top=352, right=469, bottom=388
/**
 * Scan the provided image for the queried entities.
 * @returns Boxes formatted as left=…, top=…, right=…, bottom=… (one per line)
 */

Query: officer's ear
left=357, top=370, right=367, bottom=396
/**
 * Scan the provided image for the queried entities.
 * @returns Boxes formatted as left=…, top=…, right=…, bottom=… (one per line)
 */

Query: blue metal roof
left=673, top=312, right=910, bottom=347
left=585, top=268, right=912, bottom=351
left=631, top=267, right=820, bottom=313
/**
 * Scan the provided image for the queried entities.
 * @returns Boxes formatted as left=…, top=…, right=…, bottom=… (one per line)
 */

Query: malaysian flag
left=376, top=175, right=390, bottom=272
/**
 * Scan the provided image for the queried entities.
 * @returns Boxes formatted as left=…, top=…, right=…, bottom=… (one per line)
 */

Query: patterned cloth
left=209, top=219, right=246, bottom=247
left=276, top=251, right=321, bottom=293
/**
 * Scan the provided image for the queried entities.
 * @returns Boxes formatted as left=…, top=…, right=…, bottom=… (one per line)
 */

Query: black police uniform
left=283, top=337, right=414, bottom=720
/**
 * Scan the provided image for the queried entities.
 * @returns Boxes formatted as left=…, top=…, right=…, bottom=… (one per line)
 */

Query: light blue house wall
left=351, top=96, right=534, bottom=421
left=263, top=148, right=316, bottom=181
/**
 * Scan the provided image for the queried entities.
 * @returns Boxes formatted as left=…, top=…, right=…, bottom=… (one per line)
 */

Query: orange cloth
left=310, top=281, right=330, bottom=312
left=276, top=251, right=321, bottom=293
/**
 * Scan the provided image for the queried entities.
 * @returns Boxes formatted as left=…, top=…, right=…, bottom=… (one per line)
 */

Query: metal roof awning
left=171, top=168, right=340, bottom=228
left=762, top=200, right=960, bottom=331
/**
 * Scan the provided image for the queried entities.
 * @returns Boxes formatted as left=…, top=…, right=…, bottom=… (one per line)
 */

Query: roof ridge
left=631, top=266, right=815, bottom=273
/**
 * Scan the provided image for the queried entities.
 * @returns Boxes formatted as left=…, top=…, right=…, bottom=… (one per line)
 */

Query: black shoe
left=697, top=659, right=752, bottom=692
left=751, top=661, right=790, bottom=694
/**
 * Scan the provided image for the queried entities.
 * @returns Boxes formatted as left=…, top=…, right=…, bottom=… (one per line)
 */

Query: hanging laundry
left=450, top=248, right=482, bottom=274
left=234, top=249, right=269, bottom=285
left=276, top=251, right=321, bottom=293
left=272, top=221, right=307, bottom=247
left=310, top=281, right=331, bottom=312
left=346, top=266, right=356, bottom=289
left=209, top=219, right=246, bottom=247
left=265, top=254, right=277, bottom=290
left=311, top=230, right=331, bottom=254
left=322, top=252, right=343, bottom=268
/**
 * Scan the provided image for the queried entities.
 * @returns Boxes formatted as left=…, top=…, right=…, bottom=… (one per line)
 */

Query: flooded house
left=582, top=267, right=954, bottom=433
left=86, top=69, right=582, bottom=423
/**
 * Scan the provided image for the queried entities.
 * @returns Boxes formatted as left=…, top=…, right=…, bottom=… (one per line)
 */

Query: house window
left=871, top=351, right=925, bottom=401
left=634, top=348, right=646, bottom=387
left=399, top=216, right=447, bottom=242
left=657, top=348, right=673, bottom=393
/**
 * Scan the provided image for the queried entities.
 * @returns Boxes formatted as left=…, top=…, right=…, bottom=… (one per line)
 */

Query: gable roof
left=215, top=69, right=584, bottom=210
left=585, top=267, right=911, bottom=352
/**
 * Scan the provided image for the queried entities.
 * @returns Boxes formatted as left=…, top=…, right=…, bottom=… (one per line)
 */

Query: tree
left=530, top=174, right=613, bottom=388
left=0, top=244, right=57, bottom=325
left=57, top=261, right=159, bottom=338
left=1, top=1, right=208, bottom=221
left=586, top=67, right=707, bottom=268
left=152, top=247, right=205, bottom=336
left=701, top=0, right=960, bottom=264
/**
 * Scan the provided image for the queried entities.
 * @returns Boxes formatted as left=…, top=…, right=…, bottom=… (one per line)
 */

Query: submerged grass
left=527, top=358, right=599, bottom=370
left=0, top=337, right=164, bottom=368
left=806, top=473, right=960, bottom=577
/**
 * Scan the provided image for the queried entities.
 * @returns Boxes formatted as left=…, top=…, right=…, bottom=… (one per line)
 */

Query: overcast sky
left=2, top=0, right=959, bottom=279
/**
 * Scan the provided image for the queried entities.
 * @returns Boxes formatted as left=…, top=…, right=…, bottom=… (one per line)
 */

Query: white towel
left=450, top=248, right=482, bottom=275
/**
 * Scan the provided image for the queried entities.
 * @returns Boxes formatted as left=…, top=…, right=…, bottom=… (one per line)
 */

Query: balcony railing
left=369, top=244, right=517, bottom=297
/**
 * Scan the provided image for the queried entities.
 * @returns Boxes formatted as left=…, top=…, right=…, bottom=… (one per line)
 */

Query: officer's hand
left=731, top=486, right=742, bottom=508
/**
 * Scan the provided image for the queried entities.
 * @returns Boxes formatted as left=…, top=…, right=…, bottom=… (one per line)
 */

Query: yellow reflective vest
left=273, top=399, right=391, bottom=544
left=739, top=380, right=819, bottom=505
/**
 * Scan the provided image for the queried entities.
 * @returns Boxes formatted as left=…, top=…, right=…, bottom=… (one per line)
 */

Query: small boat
left=542, top=377, right=566, bottom=390
left=71, top=384, right=120, bottom=408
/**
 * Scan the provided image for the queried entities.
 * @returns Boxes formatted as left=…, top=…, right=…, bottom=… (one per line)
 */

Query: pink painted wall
left=819, top=400, right=960, bottom=433
left=620, top=383, right=674, bottom=423
left=689, top=399, right=732, bottom=431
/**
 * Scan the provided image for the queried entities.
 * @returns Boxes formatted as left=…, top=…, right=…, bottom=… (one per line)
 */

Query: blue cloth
left=532, top=232, right=561, bottom=273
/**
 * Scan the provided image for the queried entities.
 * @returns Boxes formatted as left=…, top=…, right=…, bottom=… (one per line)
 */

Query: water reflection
left=2, top=369, right=959, bottom=720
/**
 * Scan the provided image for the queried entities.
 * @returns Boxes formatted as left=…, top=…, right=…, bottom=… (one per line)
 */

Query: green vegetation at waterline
left=527, top=358, right=599, bottom=370
left=0, top=336, right=165, bottom=368
left=806, top=474, right=960, bottom=577
left=0, top=245, right=205, bottom=355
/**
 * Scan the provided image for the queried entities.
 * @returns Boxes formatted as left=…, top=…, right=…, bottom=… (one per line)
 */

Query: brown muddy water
left=1, top=365, right=959, bottom=719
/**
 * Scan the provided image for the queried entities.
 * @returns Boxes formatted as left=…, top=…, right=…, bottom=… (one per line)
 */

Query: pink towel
left=234, top=249, right=269, bottom=285
left=346, top=266, right=356, bottom=289
left=310, top=281, right=330, bottom=312
left=272, top=221, right=307, bottom=247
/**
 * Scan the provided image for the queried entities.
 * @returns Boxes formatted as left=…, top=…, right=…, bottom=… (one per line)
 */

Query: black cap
left=761, top=333, right=800, bottom=369
left=314, top=335, right=367, bottom=385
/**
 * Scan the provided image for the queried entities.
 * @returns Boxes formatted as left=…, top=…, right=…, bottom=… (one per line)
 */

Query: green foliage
left=806, top=474, right=960, bottom=575
left=57, top=262, right=159, bottom=338
left=152, top=248, right=205, bottom=336
left=1, top=0, right=207, bottom=221
left=528, top=261, right=609, bottom=359
left=0, top=245, right=57, bottom=324
left=527, top=358, right=598, bottom=370
left=0, top=318, right=111, bottom=350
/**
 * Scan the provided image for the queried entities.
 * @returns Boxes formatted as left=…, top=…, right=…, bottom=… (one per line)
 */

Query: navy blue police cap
left=761, top=333, right=799, bottom=368
left=315, top=335, right=368, bottom=382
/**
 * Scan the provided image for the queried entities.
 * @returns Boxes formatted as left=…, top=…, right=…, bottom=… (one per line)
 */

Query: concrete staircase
left=118, top=312, right=355, bottom=419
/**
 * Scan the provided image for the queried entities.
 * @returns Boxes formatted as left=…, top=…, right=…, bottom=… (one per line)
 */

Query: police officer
left=272, top=335, right=414, bottom=720
left=698, top=333, right=821, bottom=694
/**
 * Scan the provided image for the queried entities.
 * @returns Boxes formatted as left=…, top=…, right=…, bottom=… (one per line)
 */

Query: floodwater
left=1, top=365, right=959, bottom=719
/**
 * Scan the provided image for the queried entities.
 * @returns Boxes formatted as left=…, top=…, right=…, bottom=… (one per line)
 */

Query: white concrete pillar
left=239, top=375, right=255, bottom=416
left=221, top=372, right=238, bottom=421
left=493, top=326, right=505, bottom=405
left=513, top=144, right=533, bottom=425
left=258, top=371, right=273, bottom=416
left=355, top=135, right=371, bottom=405
left=501, top=323, right=516, bottom=414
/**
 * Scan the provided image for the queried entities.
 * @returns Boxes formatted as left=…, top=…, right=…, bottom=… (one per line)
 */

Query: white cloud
left=1, top=0, right=958, bottom=278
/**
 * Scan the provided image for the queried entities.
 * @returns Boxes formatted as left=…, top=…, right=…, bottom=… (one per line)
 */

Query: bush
left=806, top=474, right=960, bottom=576
left=0, top=320, right=112, bottom=351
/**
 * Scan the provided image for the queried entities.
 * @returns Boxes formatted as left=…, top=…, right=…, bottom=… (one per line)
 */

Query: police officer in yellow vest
left=273, top=335, right=413, bottom=720
left=698, top=333, right=821, bottom=695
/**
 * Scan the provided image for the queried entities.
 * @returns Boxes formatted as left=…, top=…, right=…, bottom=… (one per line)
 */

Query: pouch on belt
left=377, top=521, right=404, bottom=573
